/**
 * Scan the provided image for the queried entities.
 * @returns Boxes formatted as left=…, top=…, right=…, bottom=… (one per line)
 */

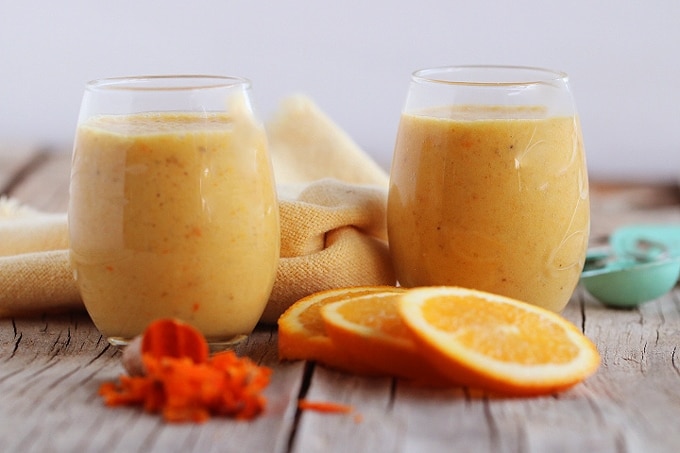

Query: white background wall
left=1, top=0, right=679, bottom=182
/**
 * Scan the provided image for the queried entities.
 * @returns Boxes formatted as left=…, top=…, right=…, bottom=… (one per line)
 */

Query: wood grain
left=1, top=149, right=680, bottom=452
left=0, top=143, right=46, bottom=195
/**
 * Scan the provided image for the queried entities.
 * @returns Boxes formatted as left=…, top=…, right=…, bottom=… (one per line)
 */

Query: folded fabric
left=263, top=179, right=393, bottom=323
left=0, top=200, right=79, bottom=316
left=268, top=95, right=390, bottom=187
left=0, top=95, right=396, bottom=322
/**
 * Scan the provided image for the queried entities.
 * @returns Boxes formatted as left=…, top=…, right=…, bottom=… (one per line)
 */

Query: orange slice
left=398, top=286, right=601, bottom=396
left=277, top=286, right=404, bottom=374
left=320, top=292, right=452, bottom=384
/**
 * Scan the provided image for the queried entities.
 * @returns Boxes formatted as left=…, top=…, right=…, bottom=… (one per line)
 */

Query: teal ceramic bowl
left=610, top=225, right=680, bottom=261
left=581, top=257, right=680, bottom=308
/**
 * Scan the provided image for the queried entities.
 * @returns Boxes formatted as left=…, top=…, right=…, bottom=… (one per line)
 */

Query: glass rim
left=85, top=74, right=251, bottom=92
left=411, top=65, right=568, bottom=87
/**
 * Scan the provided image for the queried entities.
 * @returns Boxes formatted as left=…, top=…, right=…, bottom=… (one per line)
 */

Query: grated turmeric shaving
left=298, top=399, right=354, bottom=414
left=98, top=318, right=271, bottom=423
left=100, top=351, right=271, bottom=422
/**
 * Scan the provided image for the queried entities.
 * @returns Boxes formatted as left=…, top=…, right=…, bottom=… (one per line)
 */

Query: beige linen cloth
left=0, top=95, right=395, bottom=324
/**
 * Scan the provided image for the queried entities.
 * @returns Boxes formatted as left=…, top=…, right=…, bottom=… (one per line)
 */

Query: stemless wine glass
left=68, top=75, right=280, bottom=347
left=387, top=65, right=590, bottom=312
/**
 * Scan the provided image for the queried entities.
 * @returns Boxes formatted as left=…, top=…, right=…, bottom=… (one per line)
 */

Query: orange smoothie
left=69, top=112, right=280, bottom=342
left=387, top=106, right=589, bottom=312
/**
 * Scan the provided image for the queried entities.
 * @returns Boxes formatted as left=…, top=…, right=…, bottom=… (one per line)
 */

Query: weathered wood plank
left=6, top=150, right=71, bottom=213
left=3, top=145, right=680, bottom=452
left=576, top=289, right=680, bottom=453
left=0, top=315, right=301, bottom=453
left=0, top=143, right=46, bottom=195
left=0, top=145, right=306, bottom=452
left=589, top=182, right=680, bottom=241
left=291, top=365, right=398, bottom=453
left=286, top=288, right=680, bottom=452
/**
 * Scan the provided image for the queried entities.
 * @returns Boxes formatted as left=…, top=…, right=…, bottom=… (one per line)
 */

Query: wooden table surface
left=2, top=144, right=680, bottom=453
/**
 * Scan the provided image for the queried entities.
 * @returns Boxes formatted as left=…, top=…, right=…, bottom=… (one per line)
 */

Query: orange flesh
left=421, top=296, right=579, bottom=365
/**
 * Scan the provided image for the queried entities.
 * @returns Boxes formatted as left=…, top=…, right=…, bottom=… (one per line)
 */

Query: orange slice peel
left=277, top=285, right=600, bottom=396
left=277, top=286, right=404, bottom=374
left=320, top=292, right=451, bottom=384
left=398, top=286, right=601, bottom=396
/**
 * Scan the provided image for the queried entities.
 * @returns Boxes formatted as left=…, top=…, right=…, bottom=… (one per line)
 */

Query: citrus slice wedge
left=320, top=292, right=452, bottom=384
left=277, top=286, right=404, bottom=374
left=398, top=286, right=601, bottom=396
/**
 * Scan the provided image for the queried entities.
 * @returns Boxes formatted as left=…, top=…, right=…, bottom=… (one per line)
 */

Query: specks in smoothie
left=165, top=155, right=181, bottom=166
left=185, top=225, right=203, bottom=239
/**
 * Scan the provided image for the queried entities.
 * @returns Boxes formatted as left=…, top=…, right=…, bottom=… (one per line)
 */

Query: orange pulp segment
left=277, top=286, right=404, bottom=374
left=398, top=286, right=600, bottom=396
left=321, top=292, right=453, bottom=384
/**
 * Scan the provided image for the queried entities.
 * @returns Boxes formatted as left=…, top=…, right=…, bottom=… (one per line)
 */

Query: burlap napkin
left=0, top=95, right=395, bottom=323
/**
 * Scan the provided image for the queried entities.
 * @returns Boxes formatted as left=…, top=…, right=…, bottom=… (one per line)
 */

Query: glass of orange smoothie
left=387, top=66, right=589, bottom=312
left=69, top=75, right=280, bottom=347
